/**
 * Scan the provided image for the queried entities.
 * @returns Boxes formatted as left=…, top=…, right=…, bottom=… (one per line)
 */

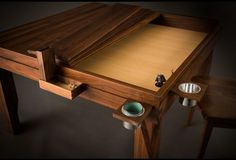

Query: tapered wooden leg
left=196, top=51, right=213, bottom=157
left=134, top=120, right=151, bottom=158
left=0, top=69, right=20, bottom=134
left=133, top=91, right=175, bottom=158
left=133, top=115, right=161, bottom=158
left=198, top=120, right=213, bottom=159
left=186, top=107, right=195, bottom=126
left=186, top=50, right=213, bottom=127
left=150, top=121, right=161, bottom=158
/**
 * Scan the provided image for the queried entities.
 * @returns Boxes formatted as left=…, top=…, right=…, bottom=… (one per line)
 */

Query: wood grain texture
left=68, top=9, right=160, bottom=66
left=133, top=85, right=177, bottom=158
left=75, top=24, right=207, bottom=92
left=53, top=3, right=142, bottom=61
left=134, top=115, right=161, bottom=158
left=39, top=79, right=86, bottom=100
left=134, top=120, right=151, bottom=158
left=0, top=47, right=38, bottom=69
left=0, top=3, right=219, bottom=109
left=0, top=3, right=220, bottom=159
left=0, top=69, right=20, bottom=134
left=80, top=87, right=127, bottom=110
left=0, top=57, right=40, bottom=80
left=3, top=3, right=108, bottom=54
left=35, top=48, right=56, bottom=81
left=0, top=3, right=106, bottom=44
left=149, top=92, right=175, bottom=158
left=141, top=121, right=153, bottom=157
left=0, top=3, right=92, bottom=36
left=0, top=3, right=159, bottom=65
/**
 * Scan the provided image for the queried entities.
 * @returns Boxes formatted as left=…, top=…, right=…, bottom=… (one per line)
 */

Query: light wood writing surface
left=74, top=24, right=207, bottom=92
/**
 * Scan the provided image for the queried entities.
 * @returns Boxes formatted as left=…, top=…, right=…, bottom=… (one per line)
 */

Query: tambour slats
left=53, top=4, right=142, bottom=62
left=2, top=4, right=108, bottom=53
left=0, top=3, right=104, bottom=43
left=69, top=9, right=160, bottom=66
left=1, top=3, right=107, bottom=51
left=0, top=3, right=160, bottom=65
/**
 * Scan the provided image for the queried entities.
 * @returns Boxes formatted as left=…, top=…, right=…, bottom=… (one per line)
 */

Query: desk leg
left=0, top=69, right=20, bottom=134
left=186, top=50, right=213, bottom=125
left=133, top=92, right=175, bottom=158
left=133, top=112, right=161, bottom=158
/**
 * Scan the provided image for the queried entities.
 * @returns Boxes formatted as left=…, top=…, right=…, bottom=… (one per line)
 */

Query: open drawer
left=39, top=77, right=86, bottom=100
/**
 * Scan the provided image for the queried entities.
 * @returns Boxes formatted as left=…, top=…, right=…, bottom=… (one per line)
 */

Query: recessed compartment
left=39, top=77, right=86, bottom=100
left=73, top=23, right=208, bottom=92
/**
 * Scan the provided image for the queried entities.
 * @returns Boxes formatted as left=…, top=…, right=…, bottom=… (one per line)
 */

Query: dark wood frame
left=0, top=11, right=220, bottom=158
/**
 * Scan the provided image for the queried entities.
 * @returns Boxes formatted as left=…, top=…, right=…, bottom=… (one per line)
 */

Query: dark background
left=0, top=1, right=236, bottom=158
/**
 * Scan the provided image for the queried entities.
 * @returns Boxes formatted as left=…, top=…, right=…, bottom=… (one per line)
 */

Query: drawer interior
left=73, top=24, right=207, bottom=92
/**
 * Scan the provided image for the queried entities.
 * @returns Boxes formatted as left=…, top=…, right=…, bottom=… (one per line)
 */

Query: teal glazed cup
left=121, top=102, right=145, bottom=130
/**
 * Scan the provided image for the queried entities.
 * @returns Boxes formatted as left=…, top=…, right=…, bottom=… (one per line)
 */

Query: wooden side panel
left=0, top=57, right=40, bottom=80
left=0, top=47, right=38, bottom=69
left=79, top=87, right=127, bottom=110
left=58, top=66, right=158, bottom=106
left=153, top=13, right=218, bottom=32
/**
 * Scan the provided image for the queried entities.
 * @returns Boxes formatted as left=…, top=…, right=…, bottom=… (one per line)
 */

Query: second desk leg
left=0, top=69, right=20, bottom=134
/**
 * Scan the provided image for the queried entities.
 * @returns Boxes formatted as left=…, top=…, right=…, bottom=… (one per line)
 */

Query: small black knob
left=155, top=74, right=166, bottom=87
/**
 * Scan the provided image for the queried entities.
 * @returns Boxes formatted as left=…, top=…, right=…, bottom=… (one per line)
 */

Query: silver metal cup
left=123, top=122, right=141, bottom=130
left=178, top=83, right=201, bottom=107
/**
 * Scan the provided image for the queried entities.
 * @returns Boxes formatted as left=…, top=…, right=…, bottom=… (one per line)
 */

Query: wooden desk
left=0, top=3, right=220, bottom=158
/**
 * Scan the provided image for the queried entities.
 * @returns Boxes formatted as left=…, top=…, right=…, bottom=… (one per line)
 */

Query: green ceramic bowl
left=121, top=102, right=145, bottom=117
